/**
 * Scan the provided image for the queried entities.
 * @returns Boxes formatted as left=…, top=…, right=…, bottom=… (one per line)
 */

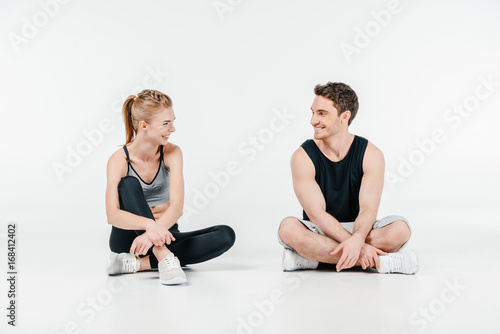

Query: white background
left=1, top=0, right=499, bottom=333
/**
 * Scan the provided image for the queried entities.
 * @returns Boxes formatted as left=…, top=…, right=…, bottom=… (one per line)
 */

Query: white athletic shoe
left=107, top=252, right=140, bottom=275
left=378, top=250, right=419, bottom=275
left=282, top=248, right=319, bottom=272
left=158, top=253, right=187, bottom=285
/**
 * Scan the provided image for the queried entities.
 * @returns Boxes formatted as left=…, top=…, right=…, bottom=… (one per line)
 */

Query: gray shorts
left=278, top=215, right=411, bottom=251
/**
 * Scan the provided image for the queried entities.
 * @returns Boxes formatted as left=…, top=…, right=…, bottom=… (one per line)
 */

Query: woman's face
left=142, top=107, right=176, bottom=144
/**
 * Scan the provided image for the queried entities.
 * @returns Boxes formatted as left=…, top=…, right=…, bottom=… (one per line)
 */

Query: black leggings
left=109, top=176, right=236, bottom=268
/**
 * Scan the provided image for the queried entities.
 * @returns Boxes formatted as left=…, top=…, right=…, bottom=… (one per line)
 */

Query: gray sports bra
left=123, top=145, right=170, bottom=207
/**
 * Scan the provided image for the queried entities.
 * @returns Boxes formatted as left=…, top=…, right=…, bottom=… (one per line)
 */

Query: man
left=277, top=82, right=418, bottom=274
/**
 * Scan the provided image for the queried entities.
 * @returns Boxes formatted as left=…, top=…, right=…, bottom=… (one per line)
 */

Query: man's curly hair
left=314, top=82, right=359, bottom=125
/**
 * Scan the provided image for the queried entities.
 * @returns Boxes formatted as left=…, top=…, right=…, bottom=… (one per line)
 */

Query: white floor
left=2, top=207, right=500, bottom=334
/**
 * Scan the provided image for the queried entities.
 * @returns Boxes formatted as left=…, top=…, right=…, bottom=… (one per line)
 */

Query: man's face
left=310, top=95, right=342, bottom=140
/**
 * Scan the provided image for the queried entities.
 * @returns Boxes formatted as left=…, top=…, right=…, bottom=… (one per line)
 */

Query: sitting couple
left=106, top=83, right=417, bottom=286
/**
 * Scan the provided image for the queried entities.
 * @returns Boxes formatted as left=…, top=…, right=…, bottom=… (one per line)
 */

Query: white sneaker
left=378, top=250, right=419, bottom=275
left=282, top=248, right=319, bottom=271
left=107, top=252, right=140, bottom=275
left=158, top=253, right=187, bottom=285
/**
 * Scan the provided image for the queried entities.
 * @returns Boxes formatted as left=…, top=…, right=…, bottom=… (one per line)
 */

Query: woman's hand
left=144, top=220, right=176, bottom=246
left=130, top=233, right=153, bottom=256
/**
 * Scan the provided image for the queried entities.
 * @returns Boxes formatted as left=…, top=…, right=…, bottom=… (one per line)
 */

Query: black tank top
left=301, top=136, right=368, bottom=222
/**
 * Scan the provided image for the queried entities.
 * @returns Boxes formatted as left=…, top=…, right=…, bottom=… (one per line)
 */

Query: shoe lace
left=389, top=253, right=404, bottom=273
left=122, top=257, right=137, bottom=273
left=161, top=256, right=180, bottom=270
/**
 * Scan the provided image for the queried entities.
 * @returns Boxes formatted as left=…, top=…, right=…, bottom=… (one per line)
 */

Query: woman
left=105, top=89, right=235, bottom=285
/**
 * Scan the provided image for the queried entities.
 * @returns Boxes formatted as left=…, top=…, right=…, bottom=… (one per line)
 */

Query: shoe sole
left=160, top=277, right=187, bottom=285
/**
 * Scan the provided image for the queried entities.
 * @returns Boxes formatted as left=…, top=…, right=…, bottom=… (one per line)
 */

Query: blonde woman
left=105, top=89, right=235, bottom=285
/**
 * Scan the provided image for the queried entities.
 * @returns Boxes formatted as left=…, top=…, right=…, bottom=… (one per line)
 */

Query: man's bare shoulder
left=291, top=146, right=315, bottom=176
left=363, top=141, right=385, bottom=172
left=291, top=146, right=311, bottom=164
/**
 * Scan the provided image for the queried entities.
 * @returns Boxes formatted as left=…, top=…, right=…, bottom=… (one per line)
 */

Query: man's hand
left=144, top=220, right=175, bottom=246
left=130, top=233, right=153, bottom=256
left=359, top=244, right=387, bottom=270
left=331, top=234, right=365, bottom=272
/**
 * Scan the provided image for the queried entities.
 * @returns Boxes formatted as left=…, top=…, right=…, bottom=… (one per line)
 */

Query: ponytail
left=122, top=95, right=136, bottom=145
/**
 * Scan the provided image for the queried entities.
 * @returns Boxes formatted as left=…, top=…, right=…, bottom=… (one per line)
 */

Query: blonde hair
left=122, top=89, right=173, bottom=144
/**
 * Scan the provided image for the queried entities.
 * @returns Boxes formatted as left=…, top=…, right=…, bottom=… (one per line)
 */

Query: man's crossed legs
left=277, top=215, right=418, bottom=274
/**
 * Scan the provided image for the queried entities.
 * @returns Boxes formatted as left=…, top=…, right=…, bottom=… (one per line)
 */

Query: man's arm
left=291, top=147, right=352, bottom=243
left=352, top=142, right=385, bottom=240
left=332, top=142, right=386, bottom=271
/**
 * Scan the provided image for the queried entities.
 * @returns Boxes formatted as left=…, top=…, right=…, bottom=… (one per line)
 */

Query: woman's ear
left=138, top=120, right=147, bottom=131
